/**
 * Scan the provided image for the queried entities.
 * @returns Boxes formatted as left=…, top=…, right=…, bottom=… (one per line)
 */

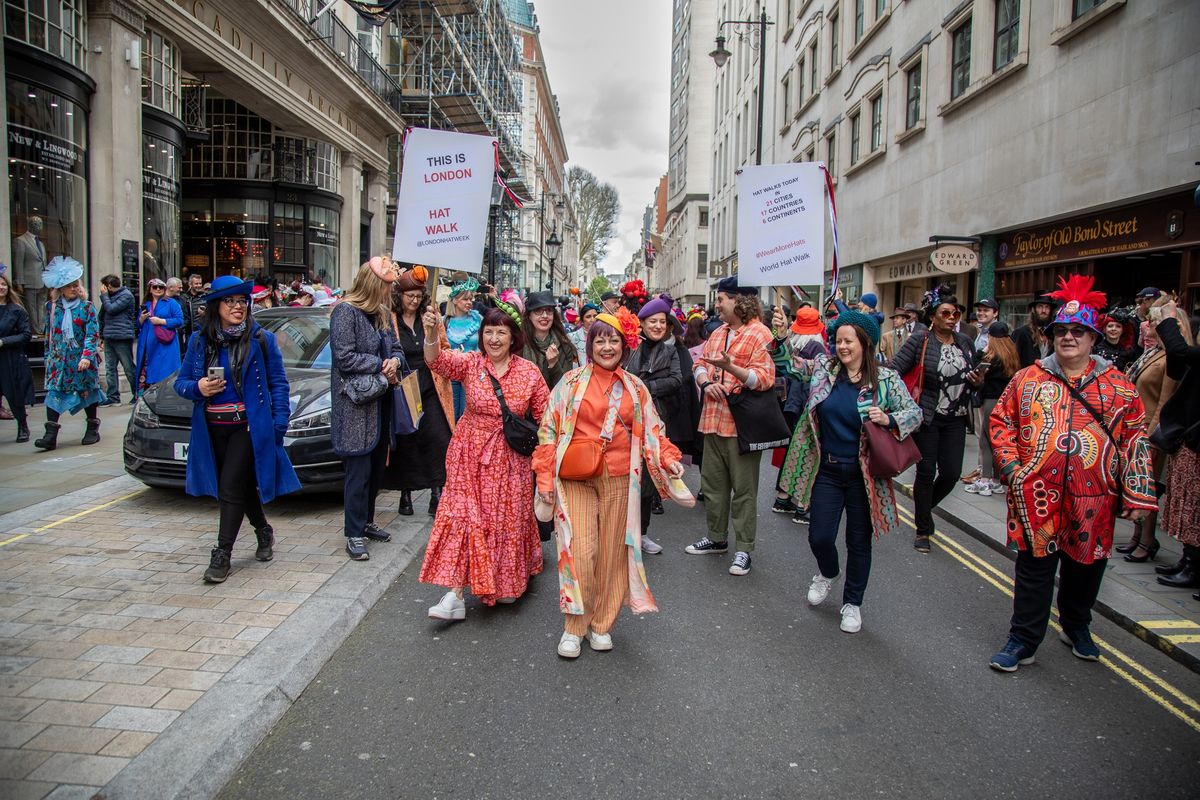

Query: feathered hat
left=42, top=256, right=84, bottom=289
left=595, top=306, right=642, bottom=351
left=1044, top=274, right=1107, bottom=336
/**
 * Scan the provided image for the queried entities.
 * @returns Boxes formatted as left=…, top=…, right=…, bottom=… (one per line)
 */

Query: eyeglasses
left=1052, top=326, right=1090, bottom=339
left=221, top=297, right=249, bottom=308
left=937, top=309, right=962, bottom=319
left=149, top=284, right=165, bottom=291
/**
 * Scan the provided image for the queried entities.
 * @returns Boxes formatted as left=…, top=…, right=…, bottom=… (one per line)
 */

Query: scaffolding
left=388, top=0, right=526, bottom=282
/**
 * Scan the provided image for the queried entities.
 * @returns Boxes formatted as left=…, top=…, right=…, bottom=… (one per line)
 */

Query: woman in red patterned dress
left=419, top=306, right=550, bottom=620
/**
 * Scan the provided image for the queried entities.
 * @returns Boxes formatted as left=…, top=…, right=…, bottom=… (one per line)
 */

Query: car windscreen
left=256, top=313, right=332, bottom=369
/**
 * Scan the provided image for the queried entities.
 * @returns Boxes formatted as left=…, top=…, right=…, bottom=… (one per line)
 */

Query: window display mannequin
left=12, top=216, right=46, bottom=333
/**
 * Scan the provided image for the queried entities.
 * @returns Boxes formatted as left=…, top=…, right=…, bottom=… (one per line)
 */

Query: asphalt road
left=219, top=473, right=1200, bottom=800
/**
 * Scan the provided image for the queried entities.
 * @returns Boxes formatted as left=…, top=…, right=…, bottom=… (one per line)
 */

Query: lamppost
left=710, top=9, right=774, bottom=166
left=487, top=178, right=505, bottom=286
left=544, top=224, right=562, bottom=294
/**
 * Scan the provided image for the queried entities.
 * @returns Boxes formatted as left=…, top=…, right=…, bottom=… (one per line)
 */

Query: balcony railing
left=280, top=0, right=403, bottom=116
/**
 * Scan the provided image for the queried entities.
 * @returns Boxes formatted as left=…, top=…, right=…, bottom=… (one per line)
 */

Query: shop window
left=951, top=18, right=972, bottom=100
left=141, top=29, right=181, bottom=119
left=7, top=79, right=87, bottom=330
left=213, top=199, right=269, bottom=277
left=143, top=135, right=180, bottom=282
left=308, top=207, right=339, bottom=283
left=273, top=203, right=305, bottom=266
left=4, top=0, right=87, bottom=69
left=994, top=0, right=1020, bottom=70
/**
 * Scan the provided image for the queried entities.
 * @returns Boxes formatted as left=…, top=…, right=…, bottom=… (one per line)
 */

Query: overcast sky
left=533, top=1, right=672, bottom=280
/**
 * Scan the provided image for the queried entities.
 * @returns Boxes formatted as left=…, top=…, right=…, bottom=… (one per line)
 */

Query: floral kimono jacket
left=776, top=347, right=922, bottom=537
left=534, top=364, right=680, bottom=616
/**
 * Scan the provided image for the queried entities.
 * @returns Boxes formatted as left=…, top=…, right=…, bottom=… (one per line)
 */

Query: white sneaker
left=977, top=482, right=993, bottom=497
left=641, top=536, right=663, bottom=554
left=807, top=574, right=836, bottom=606
left=557, top=632, right=582, bottom=658
left=728, top=551, right=752, bottom=575
left=586, top=631, right=613, bottom=651
left=840, top=603, right=862, bottom=634
left=428, top=591, right=465, bottom=621
left=964, top=479, right=984, bottom=494
left=989, top=480, right=1005, bottom=495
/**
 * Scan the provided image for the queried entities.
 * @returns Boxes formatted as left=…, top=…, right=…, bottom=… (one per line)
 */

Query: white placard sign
left=391, top=128, right=497, bottom=272
left=735, top=162, right=826, bottom=286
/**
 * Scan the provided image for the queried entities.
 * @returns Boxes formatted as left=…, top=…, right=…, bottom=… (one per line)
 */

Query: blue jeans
left=808, top=456, right=874, bottom=606
left=103, top=338, right=135, bottom=402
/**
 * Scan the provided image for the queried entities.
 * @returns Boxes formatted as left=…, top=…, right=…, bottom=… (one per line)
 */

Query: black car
left=123, top=306, right=342, bottom=492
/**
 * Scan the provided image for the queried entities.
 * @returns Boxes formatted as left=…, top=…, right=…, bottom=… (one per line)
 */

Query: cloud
left=533, top=0, right=672, bottom=276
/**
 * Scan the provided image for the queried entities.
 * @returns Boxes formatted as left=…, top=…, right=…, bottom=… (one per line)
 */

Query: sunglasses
left=1052, top=326, right=1090, bottom=339
left=149, top=284, right=165, bottom=290
left=937, top=309, right=962, bottom=319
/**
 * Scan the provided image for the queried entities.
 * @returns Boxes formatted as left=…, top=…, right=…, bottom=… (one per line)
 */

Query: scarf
left=1126, top=345, right=1160, bottom=384
left=58, top=296, right=82, bottom=344
left=630, top=336, right=673, bottom=377
left=216, top=321, right=247, bottom=344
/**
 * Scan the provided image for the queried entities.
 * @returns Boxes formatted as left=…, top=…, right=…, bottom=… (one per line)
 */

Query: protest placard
left=735, top=163, right=826, bottom=287
left=391, top=128, right=497, bottom=272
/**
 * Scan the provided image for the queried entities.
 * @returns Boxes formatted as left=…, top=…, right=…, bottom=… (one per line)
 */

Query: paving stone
left=17, top=660, right=99, bottom=680
left=0, top=656, right=39, bottom=675
left=234, top=627, right=272, bottom=643
left=196, top=654, right=240, bottom=673
left=178, top=621, right=244, bottom=639
left=72, top=630, right=141, bottom=647
left=86, top=683, right=170, bottom=709
left=60, top=588, right=123, bottom=602
left=120, top=618, right=188, bottom=635
left=146, top=668, right=221, bottom=691
left=98, top=730, right=156, bottom=758
left=137, top=650, right=210, bottom=670
left=188, top=637, right=256, bottom=657
left=68, top=614, right=132, bottom=631
left=115, top=604, right=180, bottom=620
left=19, top=679, right=103, bottom=702
left=13, top=643, right=90, bottom=661
left=224, top=612, right=287, bottom=629
left=161, top=594, right=222, bottom=609
left=0, top=747, right=52, bottom=779
left=21, top=701, right=113, bottom=727
left=26, top=752, right=128, bottom=785
left=22, top=725, right=118, bottom=755
left=0, top=697, right=44, bottom=721
left=0, top=777, right=59, bottom=800
left=76, top=646, right=153, bottom=666
left=153, top=688, right=202, bottom=711
left=44, top=785, right=105, bottom=800
left=82, top=663, right=161, bottom=686
left=170, top=607, right=235, bottom=623
left=93, top=706, right=179, bottom=733
left=0, top=721, right=46, bottom=748
left=128, top=633, right=199, bottom=651
left=51, top=557, right=106, bottom=568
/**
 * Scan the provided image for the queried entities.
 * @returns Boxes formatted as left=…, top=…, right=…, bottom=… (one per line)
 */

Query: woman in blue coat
left=174, top=276, right=300, bottom=584
left=135, top=277, right=183, bottom=397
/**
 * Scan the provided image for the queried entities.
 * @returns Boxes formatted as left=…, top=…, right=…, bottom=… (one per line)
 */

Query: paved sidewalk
left=900, top=434, right=1200, bottom=672
left=0, top=470, right=431, bottom=800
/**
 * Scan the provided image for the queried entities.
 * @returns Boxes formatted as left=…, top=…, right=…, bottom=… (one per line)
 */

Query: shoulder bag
left=488, top=373, right=539, bottom=457
left=901, top=333, right=928, bottom=402
left=150, top=301, right=176, bottom=344
left=864, top=388, right=922, bottom=479
left=342, top=321, right=390, bottom=405
left=709, top=329, right=792, bottom=454
left=559, top=377, right=630, bottom=480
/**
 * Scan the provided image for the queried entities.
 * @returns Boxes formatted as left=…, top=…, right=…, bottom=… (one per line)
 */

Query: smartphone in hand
left=207, top=366, right=225, bottom=382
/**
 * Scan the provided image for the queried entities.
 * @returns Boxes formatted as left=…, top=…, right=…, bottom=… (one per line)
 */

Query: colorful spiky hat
left=493, top=288, right=523, bottom=327
left=1044, top=274, right=1107, bottom=336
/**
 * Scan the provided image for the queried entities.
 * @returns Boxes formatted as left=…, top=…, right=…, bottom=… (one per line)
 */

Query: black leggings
left=46, top=404, right=98, bottom=423
left=209, top=422, right=267, bottom=550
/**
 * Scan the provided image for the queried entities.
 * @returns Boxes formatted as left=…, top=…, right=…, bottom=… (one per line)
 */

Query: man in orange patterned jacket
left=986, top=276, right=1157, bottom=672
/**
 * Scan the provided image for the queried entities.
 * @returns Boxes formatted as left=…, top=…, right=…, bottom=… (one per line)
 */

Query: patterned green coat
left=777, top=349, right=922, bottom=537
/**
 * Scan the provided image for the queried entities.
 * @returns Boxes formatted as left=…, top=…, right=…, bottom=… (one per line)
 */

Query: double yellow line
left=894, top=504, right=1200, bottom=734
left=0, top=488, right=148, bottom=548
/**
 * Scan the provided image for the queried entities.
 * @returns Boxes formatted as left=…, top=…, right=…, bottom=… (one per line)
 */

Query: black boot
left=1156, top=563, right=1200, bottom=589
left=397, top=490, right=414, bottom=516
left=1155, top=554, right=1190, bottom=577
left=651, top=495, right=664, bottom=515
left=33, top=422, right=60, bottom=451
left=15, top=420, right=29, bottom=443
left=81, top=417, right=101, bottom=446
left=428, top=486, right=442, bottom=515
left=204, top=547, right=231, bottom=583
left=254, top=525, right=275, bottom=562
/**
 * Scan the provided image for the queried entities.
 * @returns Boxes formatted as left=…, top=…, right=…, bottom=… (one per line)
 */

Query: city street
left=219, top=485, right=1200, bottom=800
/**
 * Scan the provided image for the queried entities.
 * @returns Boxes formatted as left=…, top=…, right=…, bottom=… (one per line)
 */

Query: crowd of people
left=2, top=254, right=1198, bottom=670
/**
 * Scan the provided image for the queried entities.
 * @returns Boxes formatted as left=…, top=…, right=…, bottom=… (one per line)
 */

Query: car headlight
left=286, top=393, right=332, bottom=438
left=132, top=397, right=160, bottom=429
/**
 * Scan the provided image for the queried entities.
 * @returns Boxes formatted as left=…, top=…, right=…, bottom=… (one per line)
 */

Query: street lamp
left=711, top=10, right=773, bottom=166
left=545, top=226, right=562, bottom=295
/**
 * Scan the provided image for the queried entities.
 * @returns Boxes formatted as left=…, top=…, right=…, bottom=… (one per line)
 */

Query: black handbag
left=343, top=372, right=389, bottom=405
left=725, top=387, right=793, bottom=454
left=487, top=374, right=539, bottom=456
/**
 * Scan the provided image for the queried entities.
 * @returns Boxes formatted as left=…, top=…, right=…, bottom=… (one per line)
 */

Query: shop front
left=867, top=250, right=977, bottom=315
left=995, top=190, right=1200, bottom=317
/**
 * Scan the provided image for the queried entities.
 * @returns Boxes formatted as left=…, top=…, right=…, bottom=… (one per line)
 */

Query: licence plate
left=173, top=442, right=189, bottom=461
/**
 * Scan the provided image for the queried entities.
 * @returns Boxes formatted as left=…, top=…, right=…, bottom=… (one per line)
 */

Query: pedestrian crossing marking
left=1140, top=620, right=1200, bottom=630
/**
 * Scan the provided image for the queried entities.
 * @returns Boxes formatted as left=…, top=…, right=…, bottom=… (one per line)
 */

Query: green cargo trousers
left=700, top=433, right=763, bottom=553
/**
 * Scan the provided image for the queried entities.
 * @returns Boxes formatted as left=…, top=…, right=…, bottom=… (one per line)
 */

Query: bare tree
left=567, top=166, right=620, bottom=272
